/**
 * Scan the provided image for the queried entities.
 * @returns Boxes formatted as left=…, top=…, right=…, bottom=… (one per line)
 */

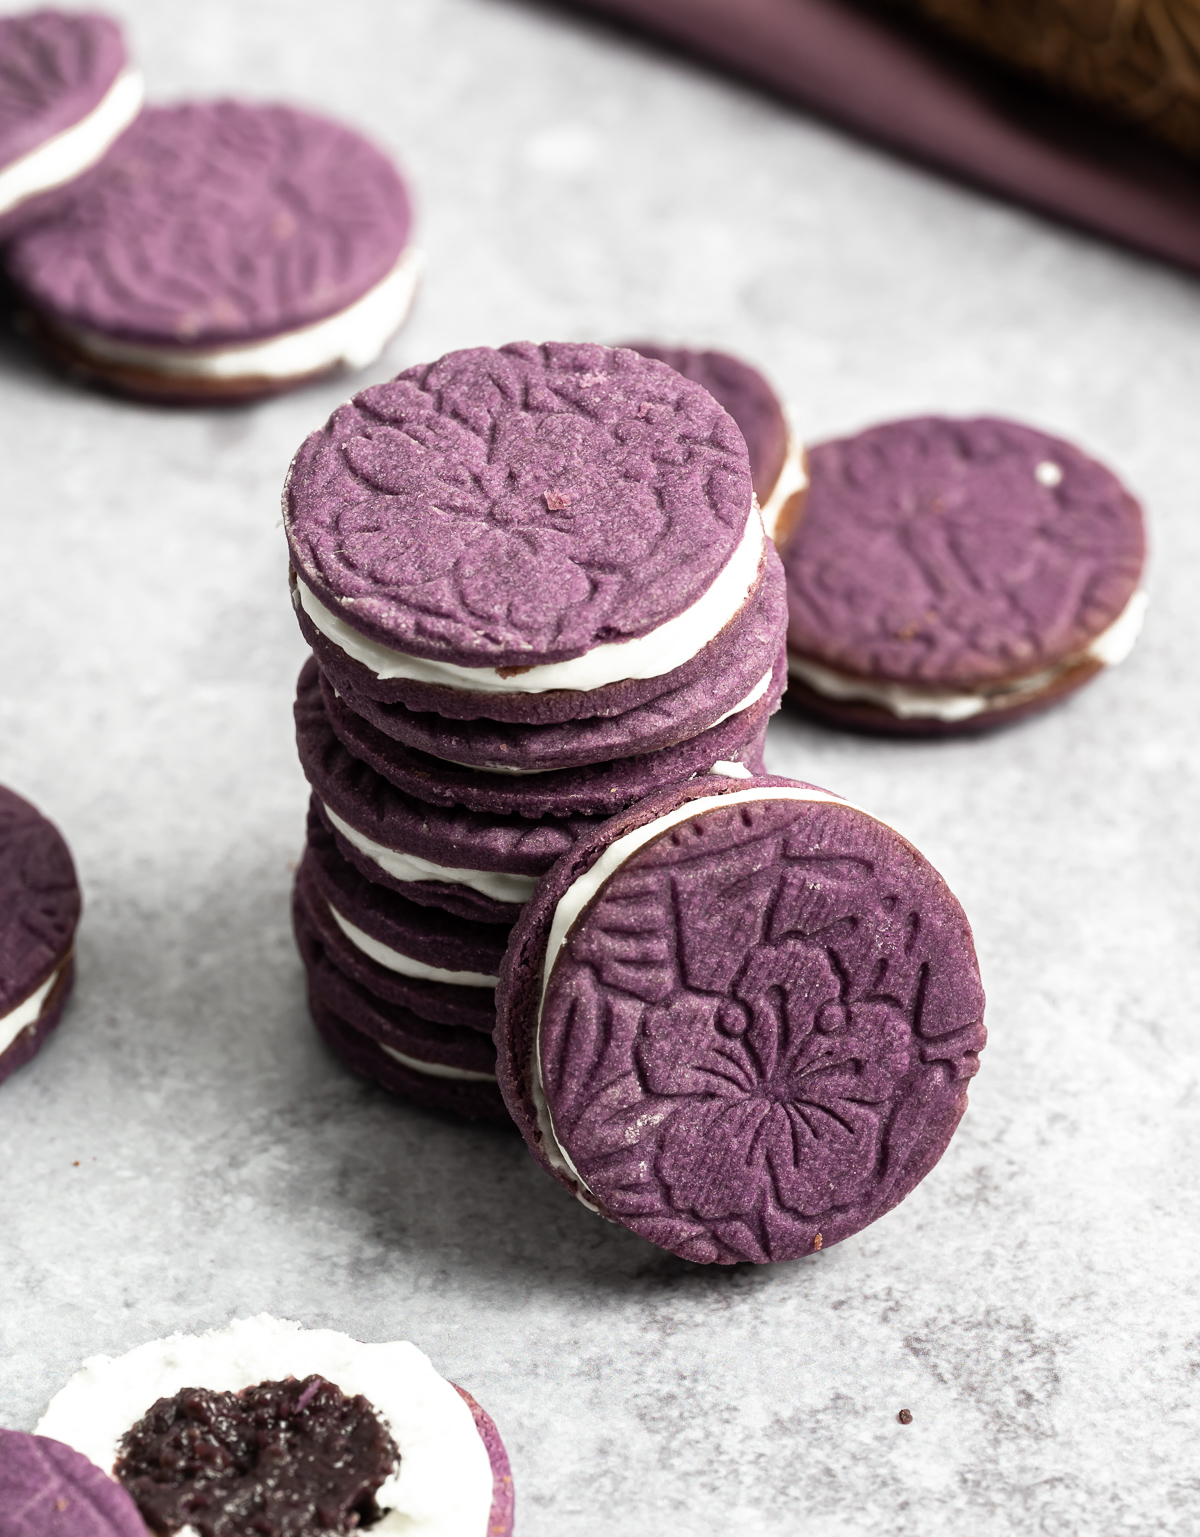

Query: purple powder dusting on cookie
left=7, top=101, right=411, bottom=345
left=284, top=342, right=753, bottom=664
left=784, top=416, right=1144, bottom=688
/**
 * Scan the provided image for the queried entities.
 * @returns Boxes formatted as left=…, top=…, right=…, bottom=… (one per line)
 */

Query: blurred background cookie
left=781, top=415, right=1147, bottom=734
left=5, top=99, right=418, bottom=401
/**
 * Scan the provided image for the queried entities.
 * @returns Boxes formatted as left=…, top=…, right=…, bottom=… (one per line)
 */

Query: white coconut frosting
left=378, top=1040, right=498, bottom=1084
left=323, top=804, right=538, bottom=906
left=326, top=899, right=499, bottom=989
left=788, top=589, right=1149, bottom=722
left=0, top=963, right=62, bottom=1057
left=758, top=433, right=808, bottom=545
left=36, top=1315, right=494, bottom=1537
left=0, top=68, right=144, bottom=216
left=295, top=502, right=765, bottom=695
left=530, top=785, right=859, bottom=1208
left=56, top=245, right=423, bottom=381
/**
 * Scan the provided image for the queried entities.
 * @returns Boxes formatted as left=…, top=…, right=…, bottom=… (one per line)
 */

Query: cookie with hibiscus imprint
left=0, top=1428, right=144, bottom=1537
left=285, top=341, right=782, bottom=729
left=37, top=1315, right=514, bottom=1537
left=0, top=785, right=80, bottom=1088
left=495, top=774, right=986, bottom=1265
left=297, top=657, right=598, bottom=923
left=623, top=342, right=808, bottom=545
left=295, top=846, right=498, bottom=1034
left=316, top=654, right=775, bottom=820
left=6, top=100, right=418, bottom=401
left=782, top=416, right=1147, bottom=735
left=0, top=10, right=142, bottom=233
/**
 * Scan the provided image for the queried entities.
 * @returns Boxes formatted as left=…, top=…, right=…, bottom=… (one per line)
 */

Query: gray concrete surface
left=1, top=1, right=1198, bottom=1531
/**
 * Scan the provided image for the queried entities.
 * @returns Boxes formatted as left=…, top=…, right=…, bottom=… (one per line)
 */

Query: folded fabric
left=560, top=0, right=1200, bottom=274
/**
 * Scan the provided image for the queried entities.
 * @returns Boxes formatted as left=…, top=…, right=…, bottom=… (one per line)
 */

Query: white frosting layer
left=437, top=662, right=776, bottom=777
left=709, top=760, right=753, bottom=779
left=35, top=1315, right=494, bottom=1537
left=532, top=785, right=852, bottom=1204
left=0, top=966, right=60, bottom=1057
left=0, top=69, right=144, bottom=216
left=327, top=899, right=499, bottom=989
left=295, top=503, right=764, bottom=695
left=324, top=804, right=538, bottom=905
left=789, top=589, right=1149, bottom=722
left=379, top=1040, right=498, bottom=1083
left=758, top=432, right=808, bottom=545
left=59, top=245, right=422, bottom=380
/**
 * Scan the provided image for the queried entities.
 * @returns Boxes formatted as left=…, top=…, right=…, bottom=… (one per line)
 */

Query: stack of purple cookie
left=284, top=340, right=790, bottom=1124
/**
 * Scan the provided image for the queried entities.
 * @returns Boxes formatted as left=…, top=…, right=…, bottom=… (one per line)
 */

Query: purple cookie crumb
left=7, top=100, right=411, bottom=346
left=496, top=775, right=985, bottom=1264
left=284, top=342, right=753, bottom=667
left=0, top=1428, right=144, bottom=1537
left=624, top=342, right=788, bottom=503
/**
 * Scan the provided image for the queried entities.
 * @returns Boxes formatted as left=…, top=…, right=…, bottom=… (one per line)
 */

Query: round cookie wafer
left=0, top=10, right=142, bottom=232
left=314, top=654, right=776, bottom=819
left=495, top=774, right=985, bottom=1264
left=0, top=1428, right=145, bottom=1537
left=7, top=100, right=416, bottom=401
left=782, top=416, right=1147, bottom=735
left=0, top=785, right=80, bottom=1088
left=284, top=341, right=773, bottom=727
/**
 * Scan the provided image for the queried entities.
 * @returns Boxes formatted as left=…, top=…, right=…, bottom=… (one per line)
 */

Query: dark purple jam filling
left=114, top=1375, right=399, bottom=1536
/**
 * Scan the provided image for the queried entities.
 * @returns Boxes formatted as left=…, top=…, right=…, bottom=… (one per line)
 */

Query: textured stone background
left=1, top=2, right=1198, bottom=1532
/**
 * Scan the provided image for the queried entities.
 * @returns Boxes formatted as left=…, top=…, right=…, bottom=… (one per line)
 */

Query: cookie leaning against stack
left=283, top=340, right=789, bottom=1122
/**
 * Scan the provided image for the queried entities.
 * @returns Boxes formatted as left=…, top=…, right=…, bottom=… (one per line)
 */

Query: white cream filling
left=0, top=68, right=144, bottom=216
left=436, top=663, right=776, bottom=777
left=532, top=785, right=856, bottom=1205
left=36, top=1315, right=493, bottom=1537
left=758, top=432, right=808, bottom=545
left=788, top=589, right=1149, bottom=722
left=323, top=803, right=538, bottom=905
left=0, top=965, right=60, bottom=1058
left=709, top=759, right=753, bottom=779
left=58, top=244, right=422, bottom=380
left=378, top=1040, right=498, bottom=1083
left=294, top=503, right=764, bottom=695
left=326, top=899, right=499, bottom=989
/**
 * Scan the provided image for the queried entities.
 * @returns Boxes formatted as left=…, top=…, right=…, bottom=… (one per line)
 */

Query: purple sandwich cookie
left=624, top=342, right=808, bottom=546
left=0, top=10, right=142, bottom=232
left=297, top=657, right=597, bottom=922
left=313, top=995, right=511, bottom=1126
left=783, top=417, right=1147, bottom=735
left=292, top=534, right=782, bottom=728
left=495, top=774, right=986, bottom=1265
left=285, top=341, right=773, bottom=723
left=7, top=100, right=418, bottom=402
left=0, top=785, right=80, bottom=1088
left=295, top=858, right=496, bottom=1034
left=326, top=579, right=784, bottom=774
left=38, top=1316, right=512, bottom=1537
left=318, top=653, right=774, bottom=819
left=0, top=1429, right=144, bottom=1537
left=295, top=889, right=499, bottom=1079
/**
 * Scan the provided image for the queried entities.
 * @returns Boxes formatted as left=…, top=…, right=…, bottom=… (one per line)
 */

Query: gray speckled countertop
left=2, top=2, right=1198, bottom=1532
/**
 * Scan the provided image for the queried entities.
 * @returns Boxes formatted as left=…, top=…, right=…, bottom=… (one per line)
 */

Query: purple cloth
left=563, top=0, right=1200, bottom=275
